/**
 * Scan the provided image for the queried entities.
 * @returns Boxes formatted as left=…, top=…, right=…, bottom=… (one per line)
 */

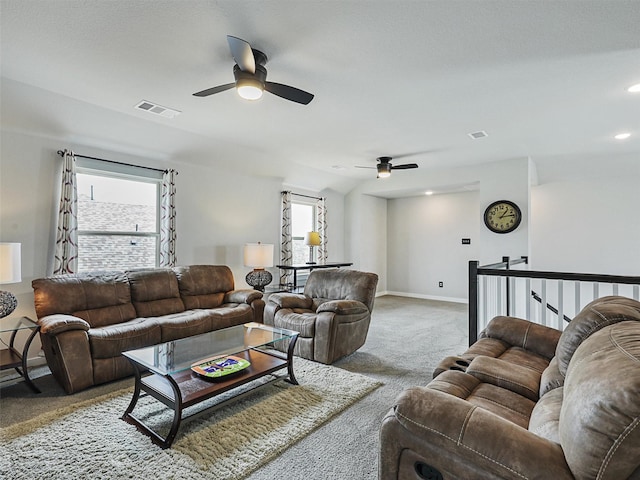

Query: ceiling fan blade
left=391, top=163, right=419, bottom=170
left=193, top=83, right=235, bottom=97
left=355, top=166, right=377, bottom=169
left=227, top=35, right=255, bottom=74
left=265, top=82, right=314, bottom=105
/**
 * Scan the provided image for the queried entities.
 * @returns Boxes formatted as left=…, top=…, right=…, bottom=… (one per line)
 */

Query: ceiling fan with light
left=356, top=156, right=419, bottom=178
left=193, top=35, right=314, bottom=105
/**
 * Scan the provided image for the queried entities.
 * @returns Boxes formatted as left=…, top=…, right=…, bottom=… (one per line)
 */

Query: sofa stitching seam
left=395, top=410, right=529, bottom=480
left=522, top=323, right=531, bottom=350
left=598, top=416, right=640, bottom=479
left=458, top=406, right=474, bottom=444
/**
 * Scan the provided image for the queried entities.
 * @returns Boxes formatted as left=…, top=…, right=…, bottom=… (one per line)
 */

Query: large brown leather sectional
left=32, top=265, right=265, bottom=394
left=380, top=296, right=640, bottom=479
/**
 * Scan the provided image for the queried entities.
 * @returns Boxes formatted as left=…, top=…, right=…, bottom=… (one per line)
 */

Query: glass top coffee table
left=122, top=322, right=299, bottom=448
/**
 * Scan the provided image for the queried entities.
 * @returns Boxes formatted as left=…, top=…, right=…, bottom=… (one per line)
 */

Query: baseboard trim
left=376, top=290, right=468, bottom=304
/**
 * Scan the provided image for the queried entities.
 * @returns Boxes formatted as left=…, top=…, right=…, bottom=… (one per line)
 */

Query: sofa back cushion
left=559, top=320, right=640, bottom=480
left=303, top=269, right=378, bottom=312
left=126, top=269, right=185, bottom=317
left=555, top=296, right=640, bottom=375
left=32, top=272, right=136, bottom=328
left=173, top=265, right=234, bottom=309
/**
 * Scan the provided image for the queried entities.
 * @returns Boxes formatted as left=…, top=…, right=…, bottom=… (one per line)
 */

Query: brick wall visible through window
left=76, top=168, right=160, bottom=272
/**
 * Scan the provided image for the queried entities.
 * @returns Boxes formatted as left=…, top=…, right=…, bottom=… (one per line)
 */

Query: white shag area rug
left=1, top=358, right=381, bottom=480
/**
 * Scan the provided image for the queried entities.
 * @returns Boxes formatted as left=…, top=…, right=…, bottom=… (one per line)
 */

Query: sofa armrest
left=481, top=315, right=561, bottom=360
left=224, top=289, right=263, bottom=304
left=317, top=299, right=368, bottom=315
left=38, top=314, right=90, bottom=335
left=267, top=293, right=313, bottom=310
left=380, top=387, right=574, bottom=480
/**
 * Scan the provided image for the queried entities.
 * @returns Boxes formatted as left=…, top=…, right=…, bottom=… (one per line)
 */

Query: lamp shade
left=0, top=243, right=21, bottom=284
left=243, top=243, right=274, bottom=268
left=304, top=231, right=321, bottom=247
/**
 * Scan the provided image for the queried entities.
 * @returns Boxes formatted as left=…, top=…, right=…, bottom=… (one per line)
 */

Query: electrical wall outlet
left=438, top=281, right=443, bottom=288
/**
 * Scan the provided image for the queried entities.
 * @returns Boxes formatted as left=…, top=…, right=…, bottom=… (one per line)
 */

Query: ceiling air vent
left=468, top=130, right=488, bottom=139
left=135, top=100, right=181, bottom=119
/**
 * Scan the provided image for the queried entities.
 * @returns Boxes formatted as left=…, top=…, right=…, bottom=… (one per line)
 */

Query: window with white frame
left=291, top=202, right=316, bottom=265
left=76, top=159, right=162, bottom=271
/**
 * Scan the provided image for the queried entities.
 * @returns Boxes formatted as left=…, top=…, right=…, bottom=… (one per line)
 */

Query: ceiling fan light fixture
left=377, top=163, right=391, bottom=178
left=236, top=78, right=264, bottom=100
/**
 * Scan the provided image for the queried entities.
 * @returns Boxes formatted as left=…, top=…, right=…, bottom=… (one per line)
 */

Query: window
left=76, top=160, right=162, bottom=271
left=291, top=202, right=316, bottom=265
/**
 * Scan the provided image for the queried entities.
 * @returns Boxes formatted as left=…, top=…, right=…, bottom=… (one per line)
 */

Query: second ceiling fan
left=357, top=156, right=419, bottom=178
left=193, top=35, right=314, bottom=105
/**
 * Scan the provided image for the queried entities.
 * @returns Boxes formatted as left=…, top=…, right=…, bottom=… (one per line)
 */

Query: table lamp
left=304, top=231, right=321, bottom=264
left=0, top=242, right=22, bottom=318
left=243, top=242, right=274, bottom=292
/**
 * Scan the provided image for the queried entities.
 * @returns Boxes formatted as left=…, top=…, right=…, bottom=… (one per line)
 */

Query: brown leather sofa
left=32, top=265, right=265, bottom=394
left=380, top=296, right=640, bottom=480
left=263, top=268, right=378, bottom=364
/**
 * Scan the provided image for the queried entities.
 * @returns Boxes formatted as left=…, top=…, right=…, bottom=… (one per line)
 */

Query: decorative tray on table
left=191, top=355, right=251, bottom=379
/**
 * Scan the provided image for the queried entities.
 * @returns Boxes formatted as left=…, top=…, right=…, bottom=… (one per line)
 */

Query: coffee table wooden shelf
left=122, top=323, right=299, bottom=448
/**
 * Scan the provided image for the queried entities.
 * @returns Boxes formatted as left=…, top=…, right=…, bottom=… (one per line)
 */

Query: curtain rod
left=283, top=191, right=324, bottom=201
left=57, top=150, right=176, bottom=174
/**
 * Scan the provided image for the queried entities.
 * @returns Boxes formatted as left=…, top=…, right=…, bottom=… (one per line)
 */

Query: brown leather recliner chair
left=379, top=296, right=640, bottom=480
left=263, top=268, right=378, bottom=364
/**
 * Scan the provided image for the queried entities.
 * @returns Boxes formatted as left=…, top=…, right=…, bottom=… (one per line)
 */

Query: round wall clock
left=483, top=200, right=522, bottom=234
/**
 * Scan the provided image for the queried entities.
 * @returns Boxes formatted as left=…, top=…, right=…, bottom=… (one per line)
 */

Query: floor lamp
left=0, top=243, right=22, bottom=318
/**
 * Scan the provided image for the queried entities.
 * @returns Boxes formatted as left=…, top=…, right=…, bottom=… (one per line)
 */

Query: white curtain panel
left=316, top=196, right=327, bottom=263
left=160, top=169, right=177, bottom=267
left=53, top=150, right=79, bottom=275
left=280, top=191, right=293, bottom=286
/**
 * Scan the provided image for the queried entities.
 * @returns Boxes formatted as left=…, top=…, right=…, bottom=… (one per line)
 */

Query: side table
left=0, top=316, right=41, bottom=393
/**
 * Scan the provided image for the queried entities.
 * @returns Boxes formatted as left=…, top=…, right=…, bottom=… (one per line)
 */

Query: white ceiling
left=1, top=0, right=639, bottom=196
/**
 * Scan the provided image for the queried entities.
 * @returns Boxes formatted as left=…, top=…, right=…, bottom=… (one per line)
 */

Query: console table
left=276, top=262, right=353, bottom=291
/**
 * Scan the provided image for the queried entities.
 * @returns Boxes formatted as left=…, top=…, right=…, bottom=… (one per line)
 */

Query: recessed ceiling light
left=628, top=84, right=640, bottom=93
left=425, top=191, right=434, bottom=195
left=614, top=132, right=631, bottom=140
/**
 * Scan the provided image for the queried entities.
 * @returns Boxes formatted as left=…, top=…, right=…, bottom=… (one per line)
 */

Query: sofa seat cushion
left=464, top=337, right=550, bottom=374
left=157, top=310, right=213, bottom=342
left=173, top=265, right=234, bottom=309
left=427, top=370, right=535, bottom=428
left=466, top=356, right=542, bottom=401
left=273, top=308, right=316, bottom=337
left=127, top=269, right=185, bottom=317
left=89, top=318, right=162, bottom=358
left=204, top=303, right=255, bottom=330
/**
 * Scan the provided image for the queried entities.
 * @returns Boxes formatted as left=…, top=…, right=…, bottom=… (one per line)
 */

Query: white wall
left=387, top=191, right=480, bottom=301
left=531, top=176, right=640, bottom=275
left=344, top=191, right=387, bottom=291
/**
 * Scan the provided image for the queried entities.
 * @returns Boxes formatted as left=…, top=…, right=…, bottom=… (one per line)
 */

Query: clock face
left=484, top=200, right=522, bottom=233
